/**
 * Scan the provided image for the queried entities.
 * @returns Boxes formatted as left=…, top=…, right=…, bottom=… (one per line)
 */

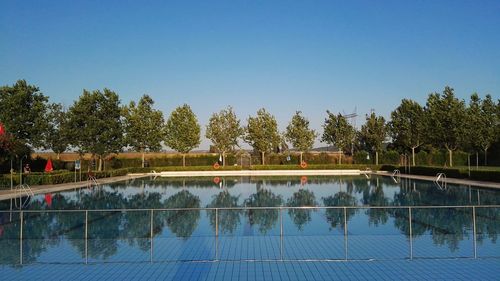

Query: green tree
left=205, top=106, right=243, bottom=166
left=464, top=94, right=483, bottom=167
left=0, top=80, right=50, bottom=149
left=360, top=112, right=387, bottom=165
left=478, top=95, right=498, bottom=165
left=123, top=95, right=165, bottom=167
left=424, top=87, right=466, bottom=167
left=244, top=108, right=281, bottom=165
left=45, top=103, right=70, bottom=159
left=164, top=104, right=201, bottom=166
left=321, top=111, right=355, bottom=164
left=285, top=111, right=318, bottom=164
left=389, top=99, right=425, bottom=166
left=66, top=89, right=124, bottom=171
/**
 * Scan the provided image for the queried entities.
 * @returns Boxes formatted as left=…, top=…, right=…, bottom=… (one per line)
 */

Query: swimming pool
left=0, top=175, right=499, bottom=280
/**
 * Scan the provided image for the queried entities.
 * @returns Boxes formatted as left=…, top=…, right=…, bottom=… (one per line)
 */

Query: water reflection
left=287, top=189, right=317, bottom=230
left=206, top=191, right=241, bottom=234
left=0, top=176, right=499, bottom=265
left=244, top=189, right=283, bottom=234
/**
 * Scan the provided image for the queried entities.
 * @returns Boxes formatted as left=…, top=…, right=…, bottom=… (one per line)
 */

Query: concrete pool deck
left=0, top=169, right=499, bottom=201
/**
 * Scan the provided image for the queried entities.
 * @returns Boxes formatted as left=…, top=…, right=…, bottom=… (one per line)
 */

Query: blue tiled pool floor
left=2, top=258, right=499, bottom=281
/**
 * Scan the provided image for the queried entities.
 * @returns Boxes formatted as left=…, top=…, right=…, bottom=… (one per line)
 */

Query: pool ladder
left=87, top=175, right=99, bottom=188
left=14, top=184, right=34, bottom=209
left=434, top=173, right=447, bottom=190
left=391, top=169, right=401, bottom=183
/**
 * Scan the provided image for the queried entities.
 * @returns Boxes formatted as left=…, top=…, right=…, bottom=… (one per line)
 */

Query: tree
left=285, top=111, right=318, bottom=164
left=123, top=95, right=165, bottom=167
left=0, top=80, right=50, bottom=149
left=360, top=112, right=387, bottom=165
left=389, top=99, right=425, bottom=166
left=66, top=89, right=124, bottom=171
left=164, top=104, right=201, bottom=166
left=424, top=87, right=466, bottom=167
left=244, top=108, right=281, bottom=165
left=45, top=103, right=70, bottom=159
left=205, top=106, right=244, bottom=166
left=321, top=111, right=355, bottom=164
left=464, top=94, right=483, bottom=167
left=477, top=95, right=498, bottom=165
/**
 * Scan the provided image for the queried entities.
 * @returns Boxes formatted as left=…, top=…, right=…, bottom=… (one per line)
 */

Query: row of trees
left=1, top=81, right=499, bottom=169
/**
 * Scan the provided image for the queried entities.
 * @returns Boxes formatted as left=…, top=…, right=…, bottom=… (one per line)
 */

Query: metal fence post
left=280, top=207, right=283, bottom=261
left=85, top=210, right=88, bottom=264
left=215, top=208, right=219, bottom=261
left=344, top=207, right=348, bottom=260
left=472, top=206, right=477, bottom=259
left=20, top=211, right=23, bottom=265
left=150, top=209, right=154, bottom=263
left=409, top=207, right=413, bottom=260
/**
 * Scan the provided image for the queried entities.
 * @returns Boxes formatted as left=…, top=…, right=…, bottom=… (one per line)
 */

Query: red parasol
left=45, top=158, right=54, bottom=173
left=45, top=193, right=52, bottom=207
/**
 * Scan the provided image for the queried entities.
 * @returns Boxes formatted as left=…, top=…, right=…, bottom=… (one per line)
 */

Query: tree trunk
left=411, top=147, right=415, bottom=166
left=182, top=154, right=186, bottom=167
left=339, top=152, right=342, bottom=165
left=57, top=153, right=61, bottom=160
left=484, top=148, right=488, bottom=166
left=300, top=152, right=303, bottom=164
left=261, top=151, right=265, bottom=165
left=375, top=151, right=379, bottom=166
left=141, top=150, right=145, bottom=168
left=222, top=151, right=226, bottom=167
left=448, top=149, right=453, bottom=167
left=98, top=156, right=103, bottom=171
left=476, top=152, right=479, bottom=169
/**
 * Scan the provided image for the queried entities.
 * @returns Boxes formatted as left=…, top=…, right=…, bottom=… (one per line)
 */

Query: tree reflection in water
left=323, top=192, right=356, bottom=230
left=286, top=189, right=317, bottom=231
left=206, top=191, right=241, bottom=234
left=244, top=189, right=283, bottom=234
left=162, top=190, right=201, bottom=238
left=2, top=176, right=500, bottom=266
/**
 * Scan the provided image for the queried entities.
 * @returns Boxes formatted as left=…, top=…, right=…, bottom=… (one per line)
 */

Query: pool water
left=0, top=175, right=499, bottom=267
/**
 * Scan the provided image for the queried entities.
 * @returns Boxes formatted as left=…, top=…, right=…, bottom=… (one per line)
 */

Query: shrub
left=353, top=151, right=370, bottom=164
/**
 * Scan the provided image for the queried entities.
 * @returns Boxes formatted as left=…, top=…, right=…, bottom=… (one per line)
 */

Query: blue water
left=0, top=175, right=499, bottom=280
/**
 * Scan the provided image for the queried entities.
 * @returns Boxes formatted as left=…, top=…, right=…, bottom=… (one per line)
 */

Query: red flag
left=45, top=158, right=54, bottom=173
left=0, top=123, right=5, bottom=135
left=45, top=193, right=52, bottom=207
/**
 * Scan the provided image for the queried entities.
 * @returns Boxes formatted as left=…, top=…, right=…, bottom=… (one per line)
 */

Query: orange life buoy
left=213, top=177, right=221, bottom=184
left=300, top=161, right=307, bottom=169
left=300, top=176, right=308, bottom=185
left=213, top=162, right=220, bottom=169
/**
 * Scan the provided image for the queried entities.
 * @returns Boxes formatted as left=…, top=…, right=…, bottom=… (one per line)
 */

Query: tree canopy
left=0, top=80, right=50, bottom=150
left=389, top=99, right=425, bottom=166
left=360, top=112, right=387, bottom=165
left=424, top=86, right=466, bottom=166
left=244, top=108, right=281, bottom=165
left=205, top=106, right=243, bottom=166
left=285, top=111, right=317, bottom=163
left=321, top=111, right=355, bottom=164
left=164, top=104, right=201, bottom=166
left=123, top=95, right=165, bottom=167
left=66, top=89, right=123, bottom=170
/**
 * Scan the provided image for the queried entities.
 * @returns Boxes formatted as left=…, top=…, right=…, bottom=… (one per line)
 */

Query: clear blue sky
left=1, top=0, right=499, bottom=149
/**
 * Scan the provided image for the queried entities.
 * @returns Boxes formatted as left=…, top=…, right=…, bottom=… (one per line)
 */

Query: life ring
left=213, top=177, right=221, bottom=184
left=300, top=176, right=308, bottom=185
left=213, top=162, right=220, bottom=169
left=300, top=161, right=307, bottom=169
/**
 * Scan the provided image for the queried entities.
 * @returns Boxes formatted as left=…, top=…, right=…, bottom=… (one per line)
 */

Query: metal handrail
left=435, top=173, right=447, bottom=190
left=2, top=204, right=499, bottom=213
